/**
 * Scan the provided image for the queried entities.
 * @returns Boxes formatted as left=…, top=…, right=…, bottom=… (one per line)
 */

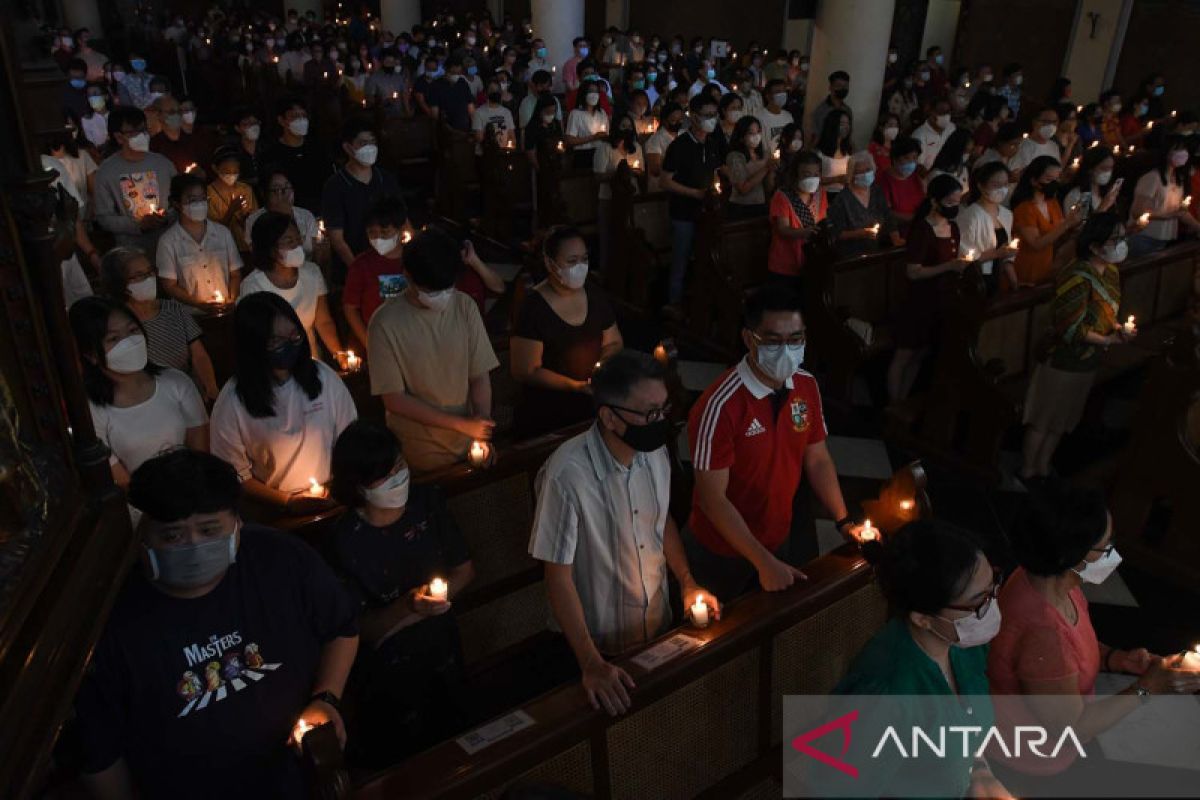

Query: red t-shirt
left=878, top=169, right=926, bottom=218
left=987, top=567, right=1100, bottom=775
left=343, top=251, right=407, bottom=324
left=687, top=359, right=828, bottom=556
left=868, top=140, right=891, bottom=173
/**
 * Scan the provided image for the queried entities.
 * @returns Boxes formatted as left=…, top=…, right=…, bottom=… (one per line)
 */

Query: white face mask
left=1101, top=241, right=1128, bottom=264
left=182, top=110, right=197, bottom=125
left=699, top=117, right=717, bottom=133
left=556, top=261, right=589, bottom=290
left=88, top=95, right=107, bottom=111
left=935, top=600, right=1002, bottom=648
left=354, top=144, right=378, bottom=165
left=585, top=92, right=599, bottom=107
left=772, top=92, right=788, bottom=107
left=883, top=126, right=899, bottom=141
left=127, top=132, right=151, bottom=152
left=219, top=173, right=239, bottom=186
left=281, top=245, right=305, bottom=268
left=362, top=466, right=411, bottom=509
left=1074, top=547, right=1122, bottom=584
left=799, top=176, right=821, bottom=193
left=418, top=288, right=453, bottom=311
left=1094, top=170, right=1113, bottom=186
left=106, top=333, right=148, bottom=373
left=184, top=200, right=209, bottom=222
left=128, top=275, right=157, bottom=301
left=935, top=113, right=951, bottom=129
left=1013, top=74, right=1024, bottom=86
left=789, top=138, right=803, bottom=152
left=370, top=235, right=398, bottom=255
left=755, top=342, right=805, bottom=384
left=986, top=186, right=1009, bottom=204
left=243, top=124, right=261, bottom=141
left=288, top=117, right=310, bottom=136
left=746, top=132, right=762, bottom=148
left=1038, top=123, right=1057, bottom=140
left=726, top=109, right=743, bottom=123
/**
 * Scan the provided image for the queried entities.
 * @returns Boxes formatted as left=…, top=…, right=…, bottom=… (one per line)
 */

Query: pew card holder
left=456, top=709, right=536, bottom=755
left=627, top=632, right=706, bottom=674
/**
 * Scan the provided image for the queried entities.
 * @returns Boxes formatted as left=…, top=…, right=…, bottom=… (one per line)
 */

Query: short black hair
left=829, top=70, right=850, bottom=83
left=994, top=121, right=1022, bottom=144
left=591, top=349, right=666, bottom=410
left=1011, top=481, right=1108, bottom=576
left=530, top=69, right=552, bottom=86
left=890, top=135, right=922, bottom=160
left=250, top=210, right=297, bottom=271
left=107, top=105, right=145, bottom=137
left=129, top=449, right=242, bottom=523
left=688, top=93, right=716, bottom=114
left=67, top=58, right=87, bottom=74
left=404, top=227, right=463, bottom=291
left=275, top=94, right=307, bottom=119
left=744, top=284, right=803, bottom=330
left=543, top=225, right=585, bottom=260
left=865, top=519, right=986, bottom=616
left=364, top=196, right=408, bottom=229
left=341, top=115, right=376, bottom=144
left=330, top=420, right=402, bottom=509
left=169, top=173, right=206, bottom=203
left=1076, top=211, right=1123, bottom=260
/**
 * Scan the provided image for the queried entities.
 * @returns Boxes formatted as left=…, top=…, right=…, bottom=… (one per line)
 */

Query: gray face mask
left=145, top=527, right=238, bottom=589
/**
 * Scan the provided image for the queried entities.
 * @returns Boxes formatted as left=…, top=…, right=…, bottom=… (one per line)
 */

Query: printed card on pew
left=456, top=709, right=536, bottom=755
left=628, top=632, right=706, bottom=673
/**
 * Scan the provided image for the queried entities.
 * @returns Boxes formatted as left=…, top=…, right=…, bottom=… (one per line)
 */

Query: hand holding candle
left=468, top=440, right=491, bottom=468
left=429, top=577, right=449, bottom=602
left=1138, top=212, right=1151, bottom=227
left=689, top=593, right=710, bottom=628
left=869, top=223, right=881, bottom=236
left=307, top=477, right=327, bottom=498
left=1122, top=315, right=1137, bottom=337
left=1008, top=237, right=1021, bottom=250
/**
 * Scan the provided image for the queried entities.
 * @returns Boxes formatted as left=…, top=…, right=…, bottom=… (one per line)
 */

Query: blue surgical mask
left=467, top=65, right=478, bottom=76
left=536, top=47, right=547, bottom=59
left=854, top=170, right=876, bottom=187
left=69, top=77, right=86, bottom=89
left=131, top=58, right=147, bottom=72
left=1153, top=85, right=1164, bottom=97
left=706, top=68, right=715, bottom=80
left=898, top=161, right=917, bottom=177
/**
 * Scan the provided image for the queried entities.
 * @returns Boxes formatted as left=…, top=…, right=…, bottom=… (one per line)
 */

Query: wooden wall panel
left=630, top=0, right=789, bottom=52
left=1113, top=0, right=1200, bottom=115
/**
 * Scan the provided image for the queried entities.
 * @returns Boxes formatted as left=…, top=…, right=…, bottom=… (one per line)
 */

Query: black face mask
left=938, top=203, right=960, bottom=220
left=615, top=417, right=673, bottom=453
left=1040, top=180, right=1060, bottom=197
left=833, top=87, right=850, bottom=100
left=488, top=91, right=502, bottom=103
left=268, top=339, right=304, bottom=369
left=666, top=121, right=682, bottom=133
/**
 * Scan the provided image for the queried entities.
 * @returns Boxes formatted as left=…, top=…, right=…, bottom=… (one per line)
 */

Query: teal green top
left=821, top=618, right=995, bottom=799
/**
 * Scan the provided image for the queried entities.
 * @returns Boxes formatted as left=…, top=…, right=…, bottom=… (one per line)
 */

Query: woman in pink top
left=988, top=483, right=1200, bottom=792
left=767, top=150, right=826, bottom=292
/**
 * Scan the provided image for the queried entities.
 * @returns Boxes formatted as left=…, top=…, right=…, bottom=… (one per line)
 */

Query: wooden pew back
left=688, top=205, right=772, bottom=346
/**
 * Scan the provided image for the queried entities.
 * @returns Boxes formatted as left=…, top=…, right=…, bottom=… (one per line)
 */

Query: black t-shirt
left=524, top=120, right=563, bottom=153
left=74, top=527, right=358, bottom=799
left=662, top=130, right=720, bottom=221
left=262, top=136, right=331, bottom=213
left=428, top=75, right=476, bottom=132
left=319, top=165, right=404, bottom=269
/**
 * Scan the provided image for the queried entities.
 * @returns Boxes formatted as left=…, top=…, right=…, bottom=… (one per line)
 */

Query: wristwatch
left=835, top=516, right=855, bottom=532
left=309, top=690, right=342, bottom=713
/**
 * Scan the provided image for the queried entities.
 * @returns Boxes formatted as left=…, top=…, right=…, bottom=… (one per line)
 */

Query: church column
left=803, top=0, right=895, bottom=149
left=290, top=0, right=323, bottom=22
left=532, top=0, right=584, bottom=84
left=381, top=0, right=421, bottom=36
left=62, top=0, right=104, bottom=38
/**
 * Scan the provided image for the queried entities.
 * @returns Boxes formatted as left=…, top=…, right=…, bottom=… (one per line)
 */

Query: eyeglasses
left=750, top=330, right=807, bottom=347
left=607, top=402, right=672, bottom=424
left=268, top=185, right=293, bottom=195
left=127, top=270, right=155, bottom=283
left=944, top=568, right=1003, bottom=619
left=267, top=332, right=303, bottom=350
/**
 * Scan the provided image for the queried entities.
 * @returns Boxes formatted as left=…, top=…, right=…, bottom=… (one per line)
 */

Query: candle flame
left=292, top=718, right=313, bottom=745
left=212, top=290, right=224, bottom=303
left=308, top=477, right=323, bottom=496
left=900, top=500, right=914, bottom=511
left=1138, top=212, right=1150, bottom=225
left=401, top=230, right=413, bottom=243
left=1185, top=196, right=1193, bottom=208
left=1009, top=237, right=1021, bottom=248
left=185, top=162, right=198, bottom=173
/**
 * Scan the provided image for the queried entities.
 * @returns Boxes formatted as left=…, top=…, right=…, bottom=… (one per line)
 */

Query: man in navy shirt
left=74, top=450, right=359, bottom=799
left=428, top=55, right=476, bottom=132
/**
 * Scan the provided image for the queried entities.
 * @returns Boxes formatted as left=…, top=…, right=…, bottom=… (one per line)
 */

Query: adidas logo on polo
left=745, top=418, right=766, bottom=437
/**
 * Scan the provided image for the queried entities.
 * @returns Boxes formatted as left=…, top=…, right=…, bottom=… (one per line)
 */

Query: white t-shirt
left=754, top=108, right=794, bottom=153
left=471, top=103, right=516, bottom=153
left=211, top=360, right=357, bottom=493
left=1134, top=170, right=1185, bottom=241
left=912, top=121, right=956, bottom=171
left=244, top=206, right=319, bottom=255
left=62, top=254, right=93, bottom=308
left=1010, top=137, right=1061, bottom=173
left=593, top=141, right=644, bottom=199
left=566, top=108, right=609, bottom=151
left=237, top=261, right=328, bottom=355
left=90, top=368, right=207, bottom=474
left=820, top=152, right=850, bottom=193
left=155, top=221, right=244, bottom=303
left=644, top=128, right=677, bottom=193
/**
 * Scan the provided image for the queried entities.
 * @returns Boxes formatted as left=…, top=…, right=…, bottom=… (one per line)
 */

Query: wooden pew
left=435, top=122, right=480, bottom=224
left=382, top=115, right=437, bottom=189
left=532, top=138, right=570, bottom=230
left=687, top=201, right=772, bottom=347
left=479, top=138, right=533, bottom=245
left=608, top=167, right=670, bottom=308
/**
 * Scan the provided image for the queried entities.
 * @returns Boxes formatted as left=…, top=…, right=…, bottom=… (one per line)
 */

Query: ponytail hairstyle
left=913, top=173, right=963, bottom=222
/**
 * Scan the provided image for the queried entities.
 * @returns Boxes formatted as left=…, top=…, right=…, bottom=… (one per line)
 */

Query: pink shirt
left=988, top=567, right=1100, bottom=775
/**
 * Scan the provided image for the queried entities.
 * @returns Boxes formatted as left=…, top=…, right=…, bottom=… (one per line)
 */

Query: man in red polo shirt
left=686, top=286, right=859, bottom=600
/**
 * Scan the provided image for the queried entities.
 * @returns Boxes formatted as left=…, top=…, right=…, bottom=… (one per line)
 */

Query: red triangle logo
left=790, top=709, right=860, bottom=778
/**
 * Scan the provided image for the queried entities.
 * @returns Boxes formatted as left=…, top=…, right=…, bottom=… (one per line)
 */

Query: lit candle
left=690, top=594, right=710, bottom=627
left=392, top=91, right=398, bottom=100
left=1171, top=109, right=1178, bottom=118
left=630, top=158, right=640, bottom=169
left=713, top=176, right=722, bottom=194
left=964, top=248, right=977, bottom=261
left=899, top=499, right=914, bottom=511
left=1123, top=315, right=1136, bottom=335
left=316, top=219, right=326, bottom=242
left=1138, top=212, right=1151, bottom=226
left=1128, top=145, right=1136, bottom=154
left=556, top=140, right=566, bottom=152
left=859, top=519, right=879, bottom=543
left=401, top=229, right=413, bottom=244
left=1076, top=104, right=1084, bottom=114
left=1022, top=132, right=1029, bottom=139
left=870, top=223, right=881, bottom=235
left=1178, top=644, right=1200, bottom=669
left=212, top=290, right=225, bottom=304
left=773, top=147, right=781, bottom=159
left=964, top=81, right=971, bottom=89
left=1185, top=196, right=1193, bottom=209
left=361, top=98, right=367, bottom=108
left=147, top=201, right=158, bottom=215
left=653, top=343, right=668, bottom=362
left=292, top=718, right=313, bottom=746
left=307, top=477, right=325, bottom=497
left=468, top=440, right=487, bottom=467
left=1071, top=157, right=1080, bottom=169
left=1009, top=237, right=1021, bottom=249
left=429, top=577, right=449, bottom=602
left=345, top=350, right=360, bottom=371
left=184, top=162, right=198, bottom=173
left=323, top=70, right=328, bottom=79
left=1147, top=120, right=1154, bottom=130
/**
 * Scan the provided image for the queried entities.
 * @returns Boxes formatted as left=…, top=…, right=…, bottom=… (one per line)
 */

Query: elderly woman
left=1020, top=213, right=1130, bottom=480
left=988, top=482, right=1200, bottom=795
left=827, top=151, right=902, bottom=257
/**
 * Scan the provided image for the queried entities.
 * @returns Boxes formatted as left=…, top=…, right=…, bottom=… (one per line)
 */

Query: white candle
left=468, top=440, right=487, bottom=467
left=899, top=499, right=914, bottom=511
left=964, top=248, right=977, bottom=261
left=1123, top=315, right=1136, bottom=335
left=292, top=718, right=314, bottom=746
left=1185, top=196, right=1193, bottom=209
left=690, top=594, right=710, bottom=627
left=345, top=350, right=360, bottom=371
left=307, top=477, right=325, bottom=497
left=429, top=577, right=448, bottom=602
left=212, top=290, right=225, bottom=304
left=1009, top=237, right=1021, bottom=249
left=1138, top=212, right=1151, bottom=226
left=859, top=519, right=879, bottom=542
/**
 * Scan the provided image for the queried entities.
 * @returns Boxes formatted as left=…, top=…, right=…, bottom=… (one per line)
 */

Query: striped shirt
left=141, top=299, right=202, bottom=371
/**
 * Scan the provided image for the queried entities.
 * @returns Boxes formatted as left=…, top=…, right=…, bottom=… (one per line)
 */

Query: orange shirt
left=1012, top=198, right=1064, bottom=286
left=1100, top=115, right=1122, bottom=148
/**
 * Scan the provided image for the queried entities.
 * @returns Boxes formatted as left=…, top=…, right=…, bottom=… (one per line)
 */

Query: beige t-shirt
left=368, top=291, right=500, bottom=472
left=1134, top=170, right=1185, bottom=242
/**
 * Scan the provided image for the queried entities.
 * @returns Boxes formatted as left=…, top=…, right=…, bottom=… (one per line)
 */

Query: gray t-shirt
left=93, top=151, right=178, bottom=253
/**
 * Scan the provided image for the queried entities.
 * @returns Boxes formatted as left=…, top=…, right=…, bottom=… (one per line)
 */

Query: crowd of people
left=35, top=4, right=1200, bottom=798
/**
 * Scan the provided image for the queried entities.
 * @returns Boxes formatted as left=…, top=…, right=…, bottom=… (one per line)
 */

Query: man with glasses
left=660, top=93, right=722, bottom=315
left=1010, top=106, right=1061, bottom=174
left=245, top=168, right=320, bottom=256
left=529, top=350, right=720, bottom=717
left=94, top=106, right=177, bottom=253
left=687, top=286, right=858, bottom=601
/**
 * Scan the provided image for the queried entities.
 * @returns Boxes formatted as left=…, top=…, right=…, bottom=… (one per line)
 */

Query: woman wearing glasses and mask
left=211, top=293, right=357, bottom=519
left=830, top=519, right=1009, bottom=800
left=245, top=168, right=320, bottom=257
left=986, top=482, right=1200, bottom=794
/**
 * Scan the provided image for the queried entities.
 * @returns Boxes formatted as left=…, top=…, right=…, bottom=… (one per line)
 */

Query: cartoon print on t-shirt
left=177, top=670, right=203, bottom=701
left=176, top=632, right=282, bottom=718
left=790, top=399, right=809, bottom=433
left=118, top=171, right=163, bottom=217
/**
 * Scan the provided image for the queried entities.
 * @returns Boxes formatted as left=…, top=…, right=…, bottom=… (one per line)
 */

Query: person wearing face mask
left=530, top=351, right=720, bottom=716
left=687, top=287, right=859, bottom=600
left=118, top=51, right=156, bottom=109
left=1011, top=156, right=1084, bottom=287
left=471, top=77, right=516, bottom=153
left=100, top=246, right=219, bottom=401
left=969, top=94, right=1011, bottom=157
left=207, top=147, right=259, bottom=254
left=1140, top=72, right=1168, bottom=121
left=228, top=107, right=264, bottom=188
left=768, top=151, right=826, bottom=290
left=511, top=226, right=622, bottom=438
left=364, top=48, right=410, bottom=118
left=262, top=96, right=330, bottom=213
left=428, top=55, right=477, bottom=133
left=1009, top=107, right=1062, bottom=175
left=644, top=102, right=684, bottom=192
left=147, top=94, right=202, bottom=175
left=887, top=175, right=971, bottom=401
left=1129, top=135, right=1200, bottom=256
left=877, top=136, right=925, bottom=236
left=565, top=77, right=611, bottom=169
left=687, top=60, right=727, bottom=100
left=832, top=520, right=1009, bottom=800
left=246, top=168, right=320, bottom=257
left=75, top=27, right=108, bottom=81
left=212, top=292, right=356, bottom=516
left=1019, top=213, right=1132, bottom=479
left=157, top=174, right=243, bottom=309
left=886, top=67, right=920, bottom=128
left=1063, top=149, right=1121, bottom=220
left=523, top=92, right=567, bottom=171
left=911, top=99, right=956, bottom=174
left=997, top=62, right=1024, bottom=118
left=816, top=109, right=854, bottom=193
left=369, top=228, right=500, bottom=474
left=958, top=161, right=1017, bottom=296
left=808, top=70, right=851, bottom=147
left=869, top=113, right=902, bottom=172
left=927, top=127, right=972, bottom=189
left=94, top=107, right=177, bottom=253
left=525, top=38, right=553, bottom=84
left=987, top=482, right=1200, bottom=793
left=1076, top=102, right=1104, bottom=150
left=518, top=70, right=561, bottom=130
left=1097, top=89, right=1127, bottom=149
left=712, top=93, right=745, bottom=159
left=828, top=151, right=901, bottom=257
left=755, top=78, right=795, bottom=155
left=725, top=117, right=776, bottom=219
left=61, top=58, right=91, bottom=120
left=594, top=115, right=644, bottom=266
left=80, top=84, right=110, bottom=149
left=328, top=420, right=475, bottom=766
left=563, top=37, right=591, bottom=91
left=69, top=296, right=209, bottom=489
left=241, top=211, right=342, bottom=360
left=73, top=448, right=360, bottom=800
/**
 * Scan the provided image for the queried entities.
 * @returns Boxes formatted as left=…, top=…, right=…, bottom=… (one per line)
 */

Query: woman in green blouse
left=830, top=520, right=1009, bottom=799
left=1021, top=212, right=1133, bottom=480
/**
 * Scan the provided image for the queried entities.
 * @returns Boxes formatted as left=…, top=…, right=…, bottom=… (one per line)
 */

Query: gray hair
left=850, top=150, right=875, bottom=173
